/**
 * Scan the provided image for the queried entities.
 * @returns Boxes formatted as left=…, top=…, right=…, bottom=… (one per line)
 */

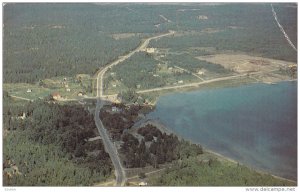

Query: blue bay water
left=148, top=81, right=297, bottom=180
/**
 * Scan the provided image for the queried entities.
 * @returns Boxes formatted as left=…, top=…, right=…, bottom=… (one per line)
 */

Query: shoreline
left=134, top=79, right=297, bottom=184
left=138, top=118, right=297, bottom=184
left=143, top=78, right=297, bottom=107
left=204, top=149, right=296, bottom=184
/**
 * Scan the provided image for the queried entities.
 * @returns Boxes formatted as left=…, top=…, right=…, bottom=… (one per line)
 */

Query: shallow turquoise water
left=148, top=81, right=297, bottom=180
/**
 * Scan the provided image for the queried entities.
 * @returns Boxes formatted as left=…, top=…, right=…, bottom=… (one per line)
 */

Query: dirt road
left=10, top=95, right=32, bottom=101
left=271, top=4, right=297, bottom=51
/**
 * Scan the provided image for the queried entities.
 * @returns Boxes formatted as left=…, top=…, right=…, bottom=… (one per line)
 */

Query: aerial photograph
left=2, top=2, right=297, bottom=189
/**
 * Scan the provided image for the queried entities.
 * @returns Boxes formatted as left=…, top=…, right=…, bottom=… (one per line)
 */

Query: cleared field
left=4, top=74, right=95, bottom=101
left=197, top=54, right=296, bottom=74
left=3, top=83, right=51, bottom=100
left=103, top=52, right=200, bottom=95
left=110, top=33, right=142, bottom=40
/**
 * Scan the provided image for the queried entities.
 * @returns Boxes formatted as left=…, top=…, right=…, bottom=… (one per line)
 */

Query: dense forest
left=3, top=94, right=112, bottom=186
left=149, top=3, right=297, bottom=62
left=100, top=103, right=152, bottom=139
left=4, top=3, right=296, bottom=84
left=3, top=4, right=144, bottom=83
left=273, top=4, right=297, bottom=47
left=150, top=157, right=295, bottom=186
left=120, top=125, right=203, bottom=169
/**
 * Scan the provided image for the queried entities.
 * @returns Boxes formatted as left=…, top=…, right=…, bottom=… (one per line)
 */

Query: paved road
left=96, top=30, right=175, bottom=98
left=102, top=69, right=282, bottom=99
left=137, top=74, right=247, bottom=93
left=94, top=100, right=126, bottom=186
left=94, top=31, right=175, bottom=186
left=136, top=70, right=279, bottom=94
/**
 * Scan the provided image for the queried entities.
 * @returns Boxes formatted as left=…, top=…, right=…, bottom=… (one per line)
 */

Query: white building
left=145, top=48, right=155, bottom=53
left=139, top=181, right=148, bottom=186
left=112, top=106, right=120, bottom=112
left=198, top=71, right=205, bottom=75
left=198, top=15, right=208, bottom=20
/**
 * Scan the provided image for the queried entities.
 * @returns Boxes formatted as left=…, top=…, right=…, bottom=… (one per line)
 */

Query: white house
left=112, top=106, right=120, bottom=112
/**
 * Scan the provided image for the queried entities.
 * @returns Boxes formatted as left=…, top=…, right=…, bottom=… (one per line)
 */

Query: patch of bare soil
left=111, top=33, right=138, bottom=40
left=188, top=47, right=216, bottom=53
left=227, top=26, right=244, bottom=30
left=198, top=15, right=208, bottom=20
left=201, top=28, right=222, bottom=34
left=196, top=54, right=296, bottom=74
left=49, top=25, right=65, bottom=29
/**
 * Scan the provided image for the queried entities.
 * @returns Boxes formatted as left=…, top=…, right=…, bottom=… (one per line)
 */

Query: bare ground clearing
left=111, top=33, right=140, bottom=40
left=197, top=54, right=296, bottom=74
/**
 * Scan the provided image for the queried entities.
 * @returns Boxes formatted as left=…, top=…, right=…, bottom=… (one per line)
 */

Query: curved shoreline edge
left=138, top=118, right=297, bottom=184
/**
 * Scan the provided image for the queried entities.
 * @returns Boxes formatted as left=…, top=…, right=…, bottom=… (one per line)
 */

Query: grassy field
left=3, top=74, right=95, bottom=101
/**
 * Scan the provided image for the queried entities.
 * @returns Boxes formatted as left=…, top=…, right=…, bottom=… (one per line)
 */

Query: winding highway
left=94, top=31, right=175, bottom=186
